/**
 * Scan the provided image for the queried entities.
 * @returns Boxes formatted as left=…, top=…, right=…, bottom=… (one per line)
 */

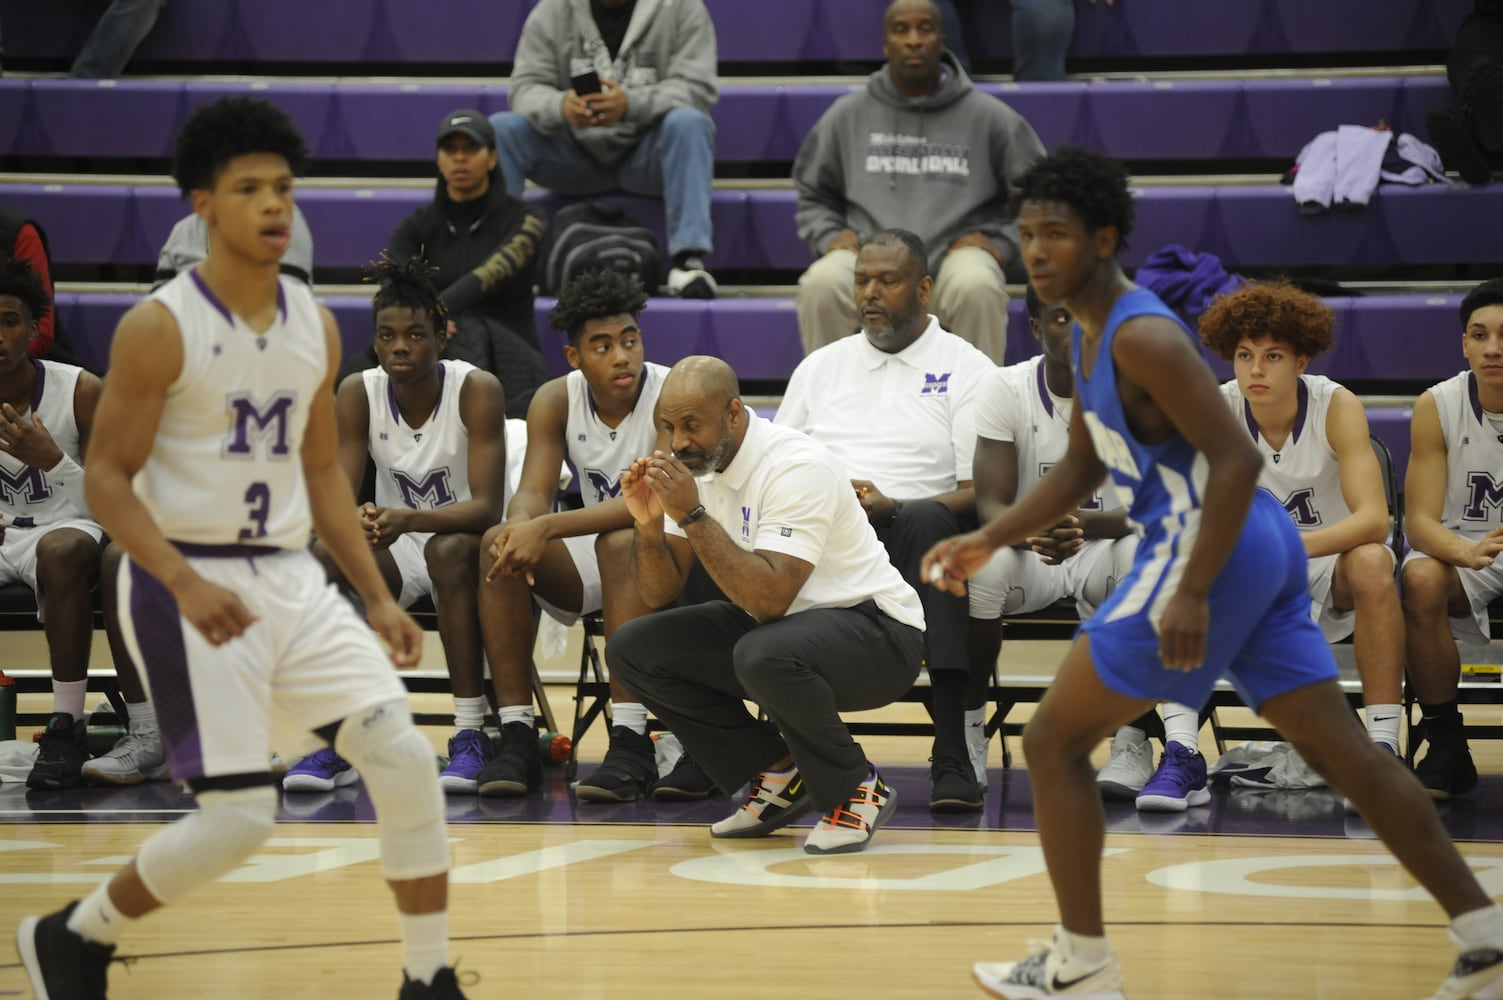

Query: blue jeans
left=1012, top=0, right=1074, bottom=82
left=70, top=0, right=165, bottom=78
left=489, top=106, right=715, bottom=258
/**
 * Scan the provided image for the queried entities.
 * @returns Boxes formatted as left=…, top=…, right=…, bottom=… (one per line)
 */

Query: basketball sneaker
left=651, top=750, right=718, bottom=801
left=282, top=748, right=359, bottom=793
left=575, top=725, right=657, bottom=803
left=710, top=763, right=813, bottom=838
left=1096, top=730, right=1154, bottom=802
left=475, top=721, right=541, bottom=798
left=1135, top=741, right=1209, bottom=812
left=804, top=765, right=897, bottom=855
left=929, top=753, right=983, bottom=813
left=1414, top=725, right=1478, bottom=801
left=16, top=901, right=116, bottom=1000
left=1425, top=938, right=1503, bottom=1000
left=973, top=928, right=1125, bottom=999
left=82, top=728, right=170, bottom=785
left=26, top=713, right=91, bottom=790
left=438, top=729, right=493, bottom=795
left=398, top=966, right=470, bottom=999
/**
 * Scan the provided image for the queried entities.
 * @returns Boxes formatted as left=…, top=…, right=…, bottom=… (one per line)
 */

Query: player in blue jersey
left=922, top=145, right=1503, bottom=1000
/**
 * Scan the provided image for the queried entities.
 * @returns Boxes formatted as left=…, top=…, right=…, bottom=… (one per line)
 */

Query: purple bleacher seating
left=0, top=77, right=1452, bottom=165
left=57, top=290, right=1467, bottom=395
left=0, top=0, right=1471, bottom=66
left=14, top=182, right=1503, bottom=273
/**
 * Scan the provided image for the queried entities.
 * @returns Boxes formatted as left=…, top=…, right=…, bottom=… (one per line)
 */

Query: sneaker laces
left=1003, top=941, right=1055, bottom=986
left=1155, top=745, right=1201, bottom=785
left=742, top=768, right=798, bottom=814
left=448, top=731, right=489, bottom=765
left=820, top=782, right=884, bottom=832
left=292, top=748, right=344, bottom=773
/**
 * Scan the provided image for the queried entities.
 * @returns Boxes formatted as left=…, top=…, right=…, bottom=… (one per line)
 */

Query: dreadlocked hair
left=366, top=252, right=447, bottom=328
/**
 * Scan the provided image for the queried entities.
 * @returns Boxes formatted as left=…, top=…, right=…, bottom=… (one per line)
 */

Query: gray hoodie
left=508, top=0, right=719, bottom=168
left=793, top=53, right=1045, bottom=275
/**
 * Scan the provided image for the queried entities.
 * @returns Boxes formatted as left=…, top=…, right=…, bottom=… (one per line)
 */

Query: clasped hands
left=621, top=450, right=701, bottom=527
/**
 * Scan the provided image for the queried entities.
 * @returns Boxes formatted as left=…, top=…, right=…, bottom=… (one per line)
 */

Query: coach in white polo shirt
left=607, top=356, right=926, bottom=856
left=776, top=228, right=996, bottom=814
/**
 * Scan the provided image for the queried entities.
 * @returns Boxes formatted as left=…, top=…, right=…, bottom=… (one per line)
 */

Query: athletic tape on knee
left=335, top=700, right=449, bottom=881
left=136, top=786, right=278, bottom=905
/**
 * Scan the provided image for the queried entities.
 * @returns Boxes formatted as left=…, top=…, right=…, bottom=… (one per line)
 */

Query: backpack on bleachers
left=537, top=201, right=661, bottom=295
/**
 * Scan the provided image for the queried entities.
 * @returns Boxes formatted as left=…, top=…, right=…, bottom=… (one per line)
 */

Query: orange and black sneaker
left=710, top=764, right=812, bottom=838
left=804, top=765, right=896, bottom=855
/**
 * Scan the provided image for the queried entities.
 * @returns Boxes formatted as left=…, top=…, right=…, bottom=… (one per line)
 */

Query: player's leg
left=422, top=532, right=493, bottom=795
left=575, top=527, right=665, bottom=803
left=1329, top=544, right=1404, bottom=752
left=1402, top=554, right=1479, bottom=798
left=26, top=524, right=103, bottom=789
left=474, top=525, right=584, bottom=798
left=312, top=533, right=403, bottom=601
left=83, top=541, right=170, bottom=785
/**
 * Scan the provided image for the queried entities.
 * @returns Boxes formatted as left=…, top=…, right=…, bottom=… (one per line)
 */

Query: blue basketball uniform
left=1072, top=288, right=1337, bottom=712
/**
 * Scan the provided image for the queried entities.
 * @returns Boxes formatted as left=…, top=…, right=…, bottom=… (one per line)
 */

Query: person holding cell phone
left=491, top=0, right=722, bottom=300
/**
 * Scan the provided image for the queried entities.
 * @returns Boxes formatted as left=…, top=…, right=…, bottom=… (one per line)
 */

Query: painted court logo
left=921, top=373, right=951, bottom=395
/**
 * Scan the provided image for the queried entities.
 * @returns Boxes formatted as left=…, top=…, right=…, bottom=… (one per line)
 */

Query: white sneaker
left=1096, top=731, right=1154, bottom=802
left=973, top=928, right=1126, bottom=999
left=710, top=765, right=812, bottom=838
left=803, top=766, right=896, bottom=855
left=80, top=729, right=169, bottom=785
left=1425, top=933, right=1503, bottom=1000
left=966, top=721, right=992, bottom=789
left=665, top=266, right=717, bottom=299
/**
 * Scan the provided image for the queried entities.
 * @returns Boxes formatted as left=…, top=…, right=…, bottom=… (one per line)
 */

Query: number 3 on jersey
left=240, top=481, right=271, bottom=540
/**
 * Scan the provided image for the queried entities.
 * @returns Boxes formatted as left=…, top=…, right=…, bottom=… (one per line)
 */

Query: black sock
left=1420, top=699, right=1460, bottom=722
left=929, top=670, right=970, bottom=760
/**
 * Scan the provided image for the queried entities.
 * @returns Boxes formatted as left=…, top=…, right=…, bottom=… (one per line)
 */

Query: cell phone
left=570, top=70, right=602, bottom=96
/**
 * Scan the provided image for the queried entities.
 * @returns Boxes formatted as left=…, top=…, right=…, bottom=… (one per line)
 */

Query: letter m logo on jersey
left=224, top=392, right=296, bottom=460
left=1463, top=471, right=1503, bottom=523
left=392, top=468, right=456, bottom=509
left=584, top=468, right=623, bottom=503
left=920, top=372, right=951, bottom=395
left=0, top=465, right=50, bottom=505
left=1279, top=487, right=1322, bottom=528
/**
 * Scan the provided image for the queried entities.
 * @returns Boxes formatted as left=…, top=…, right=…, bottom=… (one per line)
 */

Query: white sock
left=127, top=700, right=157, bottom=735
left=1162, top=704, right=1200, bottom=753
left=67, top=883, right=133, bottom=946
left=964, top=707, right=985, bottom=728
left=1363, top=704, right=1402, bottom=753
left=53, top=679, right=88, bottom=722
left=398, top=909, right=448, bottom=985
left=612, top=703, right=648, bottom=735
left=1116, top=725, right=1148, bottom=746
left=452, top=695, right=487, bottom=734
left=1057, top=925, right=1110, bottom=965
left=498, top=705, right=534, bottom=729
left=1452, top=904, right=1503, bottom=950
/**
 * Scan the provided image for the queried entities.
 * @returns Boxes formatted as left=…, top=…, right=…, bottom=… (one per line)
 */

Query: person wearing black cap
left=387, top=109, right=550, bottom=416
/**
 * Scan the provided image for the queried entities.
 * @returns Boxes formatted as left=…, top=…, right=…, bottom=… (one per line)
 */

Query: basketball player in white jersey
left=966, top=286, right=1136, bottom=796
left=475, top=268, right=694, bottom=803
left=1110, top=281, right=1408, bottom=813
left=1404, top=276, right=1503, bottom=802
left=0, top=257, right=120, bottom=791
left=285, top=253, right=506, bottom=797
left=15, top=98, right=469, bottom=1000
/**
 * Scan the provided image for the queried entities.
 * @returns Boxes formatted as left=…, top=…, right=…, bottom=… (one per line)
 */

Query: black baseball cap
left=436, top=109, right=495, bottom=148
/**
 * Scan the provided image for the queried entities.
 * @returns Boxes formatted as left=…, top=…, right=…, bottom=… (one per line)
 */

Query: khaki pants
left=795, top=246, right=1011, bottom=362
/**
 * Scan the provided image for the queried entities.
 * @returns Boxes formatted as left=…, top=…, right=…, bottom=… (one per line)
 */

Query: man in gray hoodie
left=490, top=0, right=720, bottom=299
left=793, top=0, right=1045, bottom=361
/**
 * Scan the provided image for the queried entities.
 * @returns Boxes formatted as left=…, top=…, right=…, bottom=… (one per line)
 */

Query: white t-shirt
left=775, top=315, right=996, bottom=498
left=666, top=412, right=925, bottom=630
left=1220, top=373, right=1351, bottom=532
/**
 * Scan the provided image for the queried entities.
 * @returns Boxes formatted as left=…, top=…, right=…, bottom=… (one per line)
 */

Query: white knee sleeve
left=136, top=785, right=278, bottom=905
left=335, top=700, right=449, bottom=882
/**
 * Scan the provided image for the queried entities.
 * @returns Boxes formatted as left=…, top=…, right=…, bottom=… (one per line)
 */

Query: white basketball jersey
left=1430, top=370, right=1503, bottom=540
left=565, top=361, right=668, bottom=506
left=0, top=360, right=89, bottom=528
left=364, top=359, right=476, bottom=511
left=1221, top=374, right=1351, bottom=532
left=139, top=272, right=326, bottom=548
left=973, top=358, right=1116, bottom=512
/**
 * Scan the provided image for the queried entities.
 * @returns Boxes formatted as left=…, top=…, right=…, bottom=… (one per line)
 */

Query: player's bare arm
left=331, top=372, right=379, bottom=546
left=1302, top=386, right=1390, bottom=559
left=84, top=301, right=259, bottom=645
left=1405, top=391, right=1503, bottom=568
left=303, top=308, right=422, bottom=666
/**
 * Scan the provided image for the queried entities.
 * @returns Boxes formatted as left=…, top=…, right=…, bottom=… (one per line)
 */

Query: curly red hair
left=1199, top=279, right=1334, bottom=362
